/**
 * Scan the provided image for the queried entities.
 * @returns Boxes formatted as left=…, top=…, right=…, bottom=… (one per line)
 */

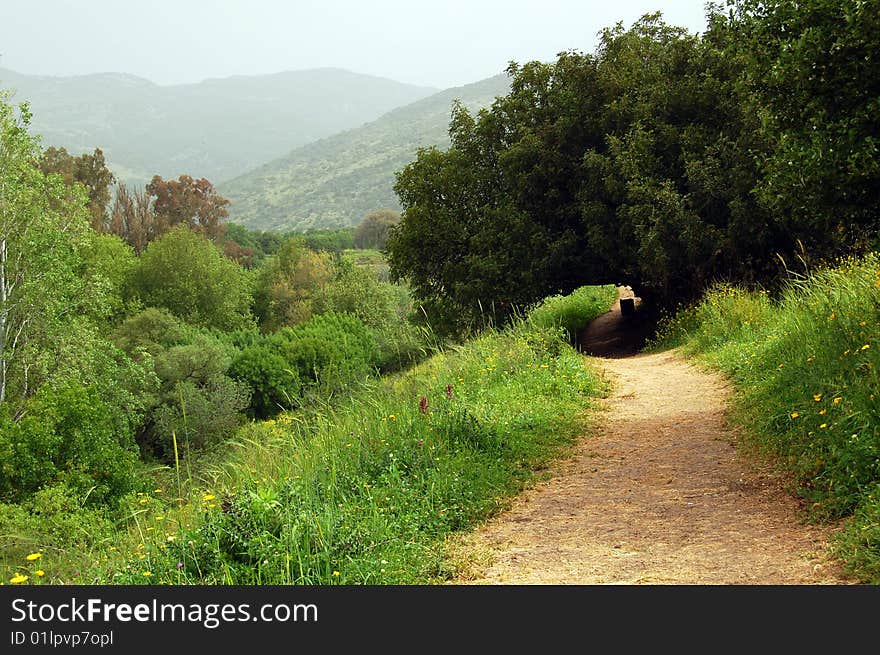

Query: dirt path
left=450, top=290, right=852, bottom=584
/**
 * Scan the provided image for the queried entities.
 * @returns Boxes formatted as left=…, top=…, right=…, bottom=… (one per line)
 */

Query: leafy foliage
left=253, top=237, right=333, bottom=332
left=131, top=226, right=255, bottom=331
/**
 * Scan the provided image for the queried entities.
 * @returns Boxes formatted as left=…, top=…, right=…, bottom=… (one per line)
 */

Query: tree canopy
left=387, top=3, right=879, bottom=334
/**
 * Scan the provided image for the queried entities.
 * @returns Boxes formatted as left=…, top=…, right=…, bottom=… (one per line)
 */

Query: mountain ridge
left=0, top=66, right=438, bottom=186
left=220, top=72, right=512, bottom=231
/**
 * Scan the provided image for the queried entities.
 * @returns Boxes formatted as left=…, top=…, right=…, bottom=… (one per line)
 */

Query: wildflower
left=166, top=535, right=176, bottom=542
left=790, top=412, right=799, bottom=419
left=388, top=415, right=396, bottom=421
left=10, top=574, right=28, bottom=584
left=833, top=397, right=842, bottom=405
left=819, top=409, right=827, bottom=415
left=416, top=439, right=423, bottom=447
left=139, top=498, right=149, bottom=504
left=25, top=553, right=41, bottom=562
left=332, top=571, right=340, bottom=577
left=177, top=562, right=184, bottom=570
left=153, top=489, right=163, bottom=494
left=446, top=384, right=454, bottom=399
left=419, top=396, right=428, bottom=414
left=820, top=423, right=828, bottom=429
left=813, top=394, right=822, bottom=402
left=35, top=570, right=45, bottom=577
left=203, top=494, right=216, bottom=502
left=829, top=312, right=836, bottom=321
left=861, top=344, right=870, bottom=351
left=142, top=571, right=152, bottom=578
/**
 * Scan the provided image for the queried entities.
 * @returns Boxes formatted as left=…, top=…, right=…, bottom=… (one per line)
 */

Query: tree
left=388, top=13, right=786, bottom=333
left=108, top=182, right=158, bottom=254
left=715, top=0, right=880, bottom=256
left=353, top=209, right=400, bottom=250
left=0, top=94, right=93, bottom=406
left=131, top=226, right=255, bottom=331
left=39, top=146, right=115, bottom=232
left=145, top=174, right=229, bottom=241
left=253, top=237, right=333, bottom=332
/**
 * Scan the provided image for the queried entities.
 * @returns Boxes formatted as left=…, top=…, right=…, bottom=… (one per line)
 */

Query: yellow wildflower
left=35, top=570, right=45, bottom=577
left=25, top=552, right=41, bottom=561
left=790, top=412, right=799, bottom=419
left=861, top=344, right=870, bottom=350
left=813, top=394, right=822, bottom=402
left=819, top=409, right=827, bottom=415
left=203, top=494, right=216, bottom=502
left=10, top=574, right=28, bottom=584
left=820, top=423, right=828, bottom=429
left=142, top=571, right=152, bottom=578
left=829, top=312, right=836, bottom=321
left=833, top=397, right=842, bottom=405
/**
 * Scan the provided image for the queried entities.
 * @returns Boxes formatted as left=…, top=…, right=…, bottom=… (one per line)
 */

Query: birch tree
left=0, top=93, right=90, bottom=408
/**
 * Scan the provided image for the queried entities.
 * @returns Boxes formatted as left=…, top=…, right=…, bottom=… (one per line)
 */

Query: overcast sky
left=0, top=0, right=711, bottom=89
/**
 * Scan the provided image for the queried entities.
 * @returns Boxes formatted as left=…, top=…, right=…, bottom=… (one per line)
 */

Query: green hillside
left=220, top=73, right=512, bottom=231
left=0, top=67, right=437, bottom=186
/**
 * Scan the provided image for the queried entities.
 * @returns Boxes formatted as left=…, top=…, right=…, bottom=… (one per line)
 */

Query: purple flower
left=176, top=562, right=184, bottom=570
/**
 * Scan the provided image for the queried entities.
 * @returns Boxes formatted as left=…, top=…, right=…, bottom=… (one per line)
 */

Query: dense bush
left=0, top=384, right=141, bottom=506
left=271, top=312, right=380, bottom=394
left=229, top=346, right=301, bottom=419
left=131, top=226, right=255, bottom=331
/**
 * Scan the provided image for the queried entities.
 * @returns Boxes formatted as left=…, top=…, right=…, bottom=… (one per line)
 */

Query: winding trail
left=451, top=289, right=851, bottom=584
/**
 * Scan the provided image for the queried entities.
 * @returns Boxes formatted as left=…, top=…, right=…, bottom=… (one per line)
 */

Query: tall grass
left=2, top=286, right=613, bottom=585
left=654, top=253, right=880, bottom=581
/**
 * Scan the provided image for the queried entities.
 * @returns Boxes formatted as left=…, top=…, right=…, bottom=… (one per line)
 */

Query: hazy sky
left=1, top=0, right=711, bottom=89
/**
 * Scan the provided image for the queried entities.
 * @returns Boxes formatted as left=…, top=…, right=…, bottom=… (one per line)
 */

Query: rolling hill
left=0, top=67, right=437, bottom=186
left=219, top=73, right=512, bottom=231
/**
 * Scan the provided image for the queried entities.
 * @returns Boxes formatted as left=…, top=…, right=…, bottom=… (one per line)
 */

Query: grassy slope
left=653, top=254, right=880, bottom=581
left=2, top=285, right=615, bottom=586
left=220, top=74, right=512, bottom=232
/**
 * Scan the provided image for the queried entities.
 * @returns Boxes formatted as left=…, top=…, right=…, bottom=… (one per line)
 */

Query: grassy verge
left=2, top=285, right=614, bottom=585
left=653, top=254, right=880, bottom=582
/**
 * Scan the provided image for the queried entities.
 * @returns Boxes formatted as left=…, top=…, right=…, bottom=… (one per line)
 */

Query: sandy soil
left=449, top=289, right=853, bottom=584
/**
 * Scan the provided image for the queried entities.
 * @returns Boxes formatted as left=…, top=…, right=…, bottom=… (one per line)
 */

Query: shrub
left=229, top=346, right=301, bottom=419
left=0, top=384, right=141, bottom=506
left=272, top=312, right=379, bottom=393
left=131, top=226, right=255, bottom=331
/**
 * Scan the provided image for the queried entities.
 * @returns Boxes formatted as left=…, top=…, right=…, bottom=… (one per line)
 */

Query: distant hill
left=0, top=67, right=437, bottom=186
left=219, top=73, right=512, bottom=232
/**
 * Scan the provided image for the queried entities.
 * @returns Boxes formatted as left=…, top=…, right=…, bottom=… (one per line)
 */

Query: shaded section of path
left=577, top=286, right=655, bottom=357
left=450, top=294, right=852, bottom=584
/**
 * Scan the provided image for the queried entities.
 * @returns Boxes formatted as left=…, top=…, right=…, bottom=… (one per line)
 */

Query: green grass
left=2, top=286, right=611, bottom=585
left=529, top=285, right=617, bottom=341
left=653, top=253, right=880, bottom=582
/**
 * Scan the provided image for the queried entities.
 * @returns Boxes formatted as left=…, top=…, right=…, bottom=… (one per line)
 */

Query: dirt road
left=451, top=290, right=851, bottom=584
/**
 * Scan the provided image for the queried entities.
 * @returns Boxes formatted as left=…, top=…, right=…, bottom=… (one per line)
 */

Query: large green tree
left=131, top=225, right=255, bottom=331
left=387, top=13, right=797, bottom=333
left=714, top=0, right=880, bottom=256
left=0, top=95, right=92, bottom=406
